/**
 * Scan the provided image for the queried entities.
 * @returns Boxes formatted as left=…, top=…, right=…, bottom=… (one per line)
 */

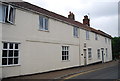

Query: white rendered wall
left=2, top=8, right=80, bottom=78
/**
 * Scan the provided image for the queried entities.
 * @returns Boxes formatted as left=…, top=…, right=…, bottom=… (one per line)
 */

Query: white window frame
left=2, top=42, right=20, bottom=66
left=39, top=16, right=48, bottom=31
left=86, top=31, right=89, bottom=40
left=97, top=49, right=100, bottom=59
left=7, top=5, right=15, bottom=24
left=88, top=48, right=92, bottom=59
left=0, top=4, right=15, bottom=24
left=62, top=46, right=69, bottom=61
left=73, top=27, right=79, bottom=38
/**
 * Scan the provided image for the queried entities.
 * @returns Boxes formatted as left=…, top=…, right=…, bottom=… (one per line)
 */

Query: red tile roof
left=4, top=1, right=112, bottom=38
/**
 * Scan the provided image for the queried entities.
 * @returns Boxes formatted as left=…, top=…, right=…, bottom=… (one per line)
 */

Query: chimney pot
left=68, top=11, right=75, bottom=20
left=83, top=15, right=90, bottom=26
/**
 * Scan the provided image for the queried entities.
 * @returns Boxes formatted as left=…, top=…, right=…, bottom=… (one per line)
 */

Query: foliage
left=112, top=37, right=120, bottom=59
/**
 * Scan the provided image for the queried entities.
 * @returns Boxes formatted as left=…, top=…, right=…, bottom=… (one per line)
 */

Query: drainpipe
left=78, top=28, right=81, bottom=66
left=0, top=22, right=2, bottom=79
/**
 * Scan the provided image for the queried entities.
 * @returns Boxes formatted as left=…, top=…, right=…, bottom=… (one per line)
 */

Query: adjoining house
left=0, top=1, right=112, bottom=78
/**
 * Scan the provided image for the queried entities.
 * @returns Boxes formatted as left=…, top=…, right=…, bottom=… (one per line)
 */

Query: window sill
left=1, top=22, right=16, bottom=26
left=2, top=64, right=21, bottom=67
left=62, top=60, right=70, bottom=62
left=74, top=36, right=79, bottom=38
left=86, top=39, right=90, bottom=40
left=38, top=29, right=49, bottom=32
left=88, top=58, right=92, bottom=60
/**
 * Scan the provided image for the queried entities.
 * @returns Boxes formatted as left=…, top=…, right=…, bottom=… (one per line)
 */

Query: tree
left=112, top=37, right=120, bottom=59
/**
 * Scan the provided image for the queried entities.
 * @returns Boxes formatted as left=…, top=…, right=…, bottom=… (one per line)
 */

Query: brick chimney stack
left=83, top=15, right=90, bottom=26
left=68, top=11, right=75, bottom=20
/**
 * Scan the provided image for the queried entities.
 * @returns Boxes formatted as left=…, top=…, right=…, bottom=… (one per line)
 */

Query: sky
left=23, top=0, right=119, bottom=37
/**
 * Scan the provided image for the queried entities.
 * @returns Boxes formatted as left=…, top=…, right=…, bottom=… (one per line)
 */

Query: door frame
left=101, top=48, right=104, bottom=63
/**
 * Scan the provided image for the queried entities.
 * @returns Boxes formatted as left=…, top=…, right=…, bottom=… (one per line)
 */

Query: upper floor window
left=86, top=31, right=89, bottom=40
left=0, top=4, right=15, bottom=24
left=73, top=27, right=79, bottom=38
left=2, top=42, right=20, bottom=66
left=105, top=37, right=107, bottom=43
left=95, top=33, right=98, bottom=40
left=39, top=16, right=48, bottom=31
left=108, top=38, right=111, bottom=44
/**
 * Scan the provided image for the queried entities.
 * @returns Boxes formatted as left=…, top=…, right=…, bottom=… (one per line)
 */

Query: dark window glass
left=62, top=51, right=65, bottom=55
left=45, top=18, right=48, bottom=30
left=2, top=58, right=7, bottom=65
left=9, top=50, right=13, bottom=57
left=9, top=43, right=13, bottom=49
left=14, top=58, right=18, bottom=64
left=14, top=50, right=19, bottom=57
left=62, top=56, right=65, bottom=60
left=39, top=16, right=43, bottom=29
left=66, top=51, right=68, bottom=55
left=3, top=43, right=7, bottom=49
left=8, top=58, right=13, bottom=65
left=2, top=50, right=7, bottom=57
left=15, top=44, right=18, bottom=49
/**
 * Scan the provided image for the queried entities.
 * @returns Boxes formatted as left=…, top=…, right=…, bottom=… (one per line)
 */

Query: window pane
left=66, top=51, right=68, bottom=55
left=2, top=50, right=7, bottom=57
left=2, top=58, right=7, bottom=65
left=62, top=46, right=64, bottom=51
left=45, top=18, right=48, bottom=30
left=8, top=58, right=13, bottom=65
left=5, top=5, right=8, bottom=22
left=14, top=58, right=18, bottom=64
left=9, top=43, right=13, bottom=49
left=3, top=43, right=8, bottom=49
left=14, top=50, right=19, bottom=57
left=62, top=56, right=65, bottom=60
left=62, top=51, right=65, bottom=55
left=0, top=5, right=7, bottom=22
left=15, top=44, right=18, bottom=49
left=9, top=50, right=13, bottom=57
left=73, top=27, right=75, bottom=36
left=39, top=16, right=43, bottom=29
left=64, top=56, right=66, bottom=60
left=86, top=31, right=89, bottom=40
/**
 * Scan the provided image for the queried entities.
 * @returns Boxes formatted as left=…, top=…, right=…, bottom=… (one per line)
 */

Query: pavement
left=2, top=60, right=119, bottom=80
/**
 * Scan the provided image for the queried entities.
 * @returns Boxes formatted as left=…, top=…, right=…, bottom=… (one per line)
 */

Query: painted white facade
left=0, top=2, right=112, bottom=78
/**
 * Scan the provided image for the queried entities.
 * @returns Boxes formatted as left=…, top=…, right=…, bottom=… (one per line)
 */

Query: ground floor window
left=88, top=48, right=92, bottom=59
left=2, top=42, right=20, bottom=66
left=106, top=48, right=108, bottom=58
left=62, top=46, right=69, bottom=61
left=97, top=49, right=100, bottom=59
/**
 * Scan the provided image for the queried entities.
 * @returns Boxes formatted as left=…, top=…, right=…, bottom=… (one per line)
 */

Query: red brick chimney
left=83, top=15, right=90, bottom=26
left=68, top=11, right=75, bottom=20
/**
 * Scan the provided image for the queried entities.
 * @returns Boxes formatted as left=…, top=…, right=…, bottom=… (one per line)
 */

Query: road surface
left=64, top=63, right=119, bottom=81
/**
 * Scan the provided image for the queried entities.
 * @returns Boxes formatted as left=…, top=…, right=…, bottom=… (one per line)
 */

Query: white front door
left=101, top=48, right=105, bottom=63
left=83, top=49, right=87, bottom=65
